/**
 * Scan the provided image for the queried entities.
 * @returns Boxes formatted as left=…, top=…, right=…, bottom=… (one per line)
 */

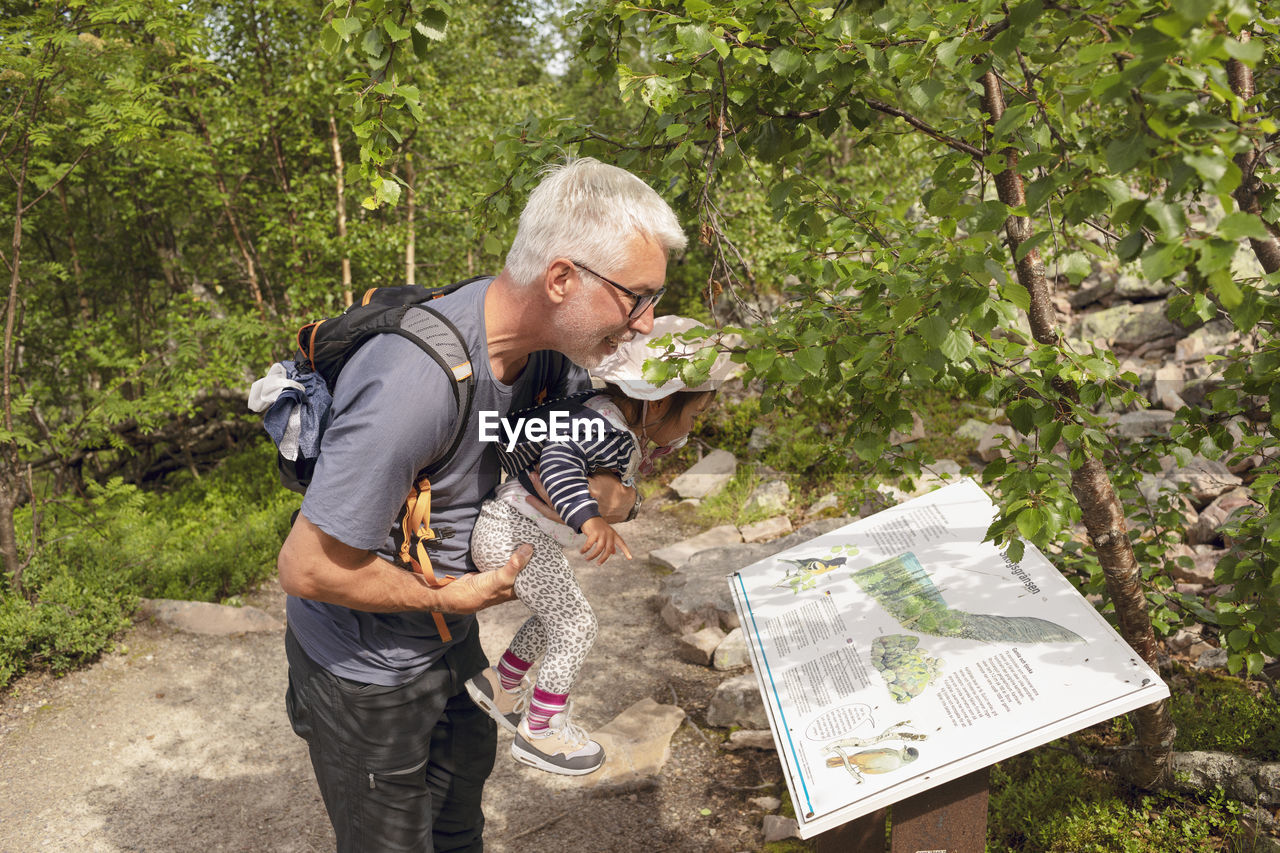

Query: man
left=277, top=157, right=687, bottom=852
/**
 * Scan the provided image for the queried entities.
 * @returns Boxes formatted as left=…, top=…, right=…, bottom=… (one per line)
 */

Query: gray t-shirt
left=287, top=278, right=587, bottom=685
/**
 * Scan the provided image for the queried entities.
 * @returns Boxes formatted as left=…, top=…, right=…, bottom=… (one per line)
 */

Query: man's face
left=556, top=236, right=667, bottom=368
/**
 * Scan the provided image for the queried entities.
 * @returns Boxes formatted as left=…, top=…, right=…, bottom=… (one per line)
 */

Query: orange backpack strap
left=399, top=476, right=455, bottom=642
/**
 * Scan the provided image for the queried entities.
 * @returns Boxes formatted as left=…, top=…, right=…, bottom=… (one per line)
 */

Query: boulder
left=889, top=411, right=927, bottom=445
left=1114, top=272, right=1174, bottom=300
left=649, top=524, right=743, bottom=572
left=575, top=698, right=686, bottom=792
left=740, top=516, right=794, bottom=543
left=744, top=480, right=791, bottom=516
left=137, top=599, right=282, bottom=635
left=707, top=673, right=768, bottom=729
left=713, top=628, right=750, bottom=671
left=763, top=815, right=801, bottom=842
left=656, top=519, right=853, bottom=634
left=977, top=423, right=1017, bottom=462
left=1162, top=455, right=1242, bottom=508
left=725, top=729, right=776, bottom=751
left=1190, top=488, right=1255, bottom=546
left=669, top=449, right=737, bottom=500
left=1111, top=409, right=1176, bottom=439
left=676, top=625, right=726, bottom=666
left=1113, top=305, right=1182, bottom=352
left=955, top=418, right=991, bottom=444
left=805, top=493, right=842, bottom=520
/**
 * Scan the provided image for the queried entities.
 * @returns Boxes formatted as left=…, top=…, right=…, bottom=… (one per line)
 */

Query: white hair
left=503, top=157, right=688, bottom=286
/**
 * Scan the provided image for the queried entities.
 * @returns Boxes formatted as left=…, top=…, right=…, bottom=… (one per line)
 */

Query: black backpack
left=267, top=277, right=485, bottom=641
left=282, top=279, right=482, bottom=492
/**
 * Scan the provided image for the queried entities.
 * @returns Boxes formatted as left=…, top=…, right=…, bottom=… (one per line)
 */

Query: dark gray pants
left=285, top=626, right=496, bottom=852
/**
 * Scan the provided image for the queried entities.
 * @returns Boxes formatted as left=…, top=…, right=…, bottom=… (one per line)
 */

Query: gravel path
left=0, top=510, right=787, bottom=853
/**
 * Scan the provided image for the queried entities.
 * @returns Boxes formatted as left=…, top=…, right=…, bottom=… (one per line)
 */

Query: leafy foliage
left=0, top=441, right=297, bottom=688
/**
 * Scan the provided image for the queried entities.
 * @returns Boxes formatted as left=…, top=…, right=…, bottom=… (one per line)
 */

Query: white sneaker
left=511, top=703, right=605, bottom=776
left=465, top=667, right=531, bottom=735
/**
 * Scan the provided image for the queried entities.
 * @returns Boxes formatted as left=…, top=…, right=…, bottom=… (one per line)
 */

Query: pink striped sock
left=496, top=650, right=531, bottom=692
left=526, top=686, right=568, bottom=732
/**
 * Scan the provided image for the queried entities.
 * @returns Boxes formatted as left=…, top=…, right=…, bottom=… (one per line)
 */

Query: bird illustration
left=824, top=745, right=920, bottom=782
left=773, top=556, right=848, bottom=592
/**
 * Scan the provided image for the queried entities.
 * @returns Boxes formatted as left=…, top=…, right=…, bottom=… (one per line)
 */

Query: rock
left=1114, top=272, right=1174, bottom=300
left=889, top=411, right=926, bottom=446
left=805, top=493, right=842, bottom=520
left=650, top=524, right=743, bottom=572
left=576, top=698, right=685, bottom=792
left=1166, top=628, right=1200, bottom=653
left=669, top=449, right=737, bottom=500
left=1195, top=647, right=1230, bottom=670
left=1150, top=364, right=1186, bottom=411
left=707, top=673, right=768, bottom=729
left=749, top=796, right=782, bottom=812
left=713, top=628, right=750, bottom=671
left=1113, top=306, right=1182, bottom=352
left=955, top=418, right=991, bottom=443
left=1190, top=488, right=1255, bottom=546
left=762, top=815, right=801, bottom=843
left=747, top=427, right=771, bottom=454
left=1162, top=455, right=1242, bottom=508
left=1169, top=544, right=1216, bottom=585
left=977, top=423, right=1017, bottom=462
left=1111, top=409, right=1176, bottom=439
left=1068, top=278, right=1116, bottom=309
left=1170, top=750, right=1280, bottom=807
left=1071, top=303, right=1135, bottom=342
left=677, top=626, right=726, bottom=666
left=740, top=516, right=793, bottom=543
left=744, top=480, right=790, bottom=517
left=136, top=599, right=282, bottom=635
left=724, top=729, right=776, bottom=751
left=656, top=520, right=854, bottom=634
left=909, top=459, right=965, bottom=496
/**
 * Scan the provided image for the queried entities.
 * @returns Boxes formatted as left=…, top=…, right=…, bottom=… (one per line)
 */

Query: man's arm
left=525, top=469, right=637, bottom=525
left=278, top=513, right=529, bottom=613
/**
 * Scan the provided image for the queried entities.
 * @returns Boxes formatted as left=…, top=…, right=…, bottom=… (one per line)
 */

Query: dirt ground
left=0, top=509, right=791, bottom=853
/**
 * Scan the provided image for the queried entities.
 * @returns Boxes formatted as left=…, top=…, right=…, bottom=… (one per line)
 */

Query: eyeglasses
left=573, top=260, right=665, bottom=320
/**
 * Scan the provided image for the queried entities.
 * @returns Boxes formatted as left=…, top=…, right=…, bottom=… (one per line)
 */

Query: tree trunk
left=194, top=110, right=266, bottom=312
left=2, top=146, right=29, bottom=595
left=405, top=155, right=417, bottom=285
left=980, top=70, right=1175, bottom=787
left=1227, top=30, right=1280, bottom=275
left=329, top=115, right=353, bottom=307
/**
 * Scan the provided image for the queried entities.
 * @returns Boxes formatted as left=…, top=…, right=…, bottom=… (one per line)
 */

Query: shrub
left=1, top=439, right=298, bottom=688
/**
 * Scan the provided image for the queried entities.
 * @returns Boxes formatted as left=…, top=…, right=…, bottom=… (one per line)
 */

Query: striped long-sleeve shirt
left=497, top=392, right=641, bottom=533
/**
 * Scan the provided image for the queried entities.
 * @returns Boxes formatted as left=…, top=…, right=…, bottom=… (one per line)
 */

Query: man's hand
left=279, top=513, right=531, bottom=614
left=579, top=516, right=632, bottom=565
left=524, top=470, right=638, bottom=525
left=437, top=543, right=532, bottom=613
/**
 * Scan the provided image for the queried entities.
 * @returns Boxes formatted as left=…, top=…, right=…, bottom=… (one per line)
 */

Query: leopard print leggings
left=470, top=498, right=597, bottom=695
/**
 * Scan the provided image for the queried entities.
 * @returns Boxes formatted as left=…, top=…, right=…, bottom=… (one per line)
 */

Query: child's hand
left=579, top=516, right=632, bottom=565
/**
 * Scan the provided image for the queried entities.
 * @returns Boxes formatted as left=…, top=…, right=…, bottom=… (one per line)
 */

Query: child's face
left=647, top=393, right=714, bottom=448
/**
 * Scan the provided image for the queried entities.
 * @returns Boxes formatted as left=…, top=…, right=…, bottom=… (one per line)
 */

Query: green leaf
left=1016, top=507, right=1044, bottom=539
left=940, top=329, right=973, bottom=363
left=362, top=27, right=385, bottom=57
left=1218, top=212, right=1271, bottom=241
left=769, top=47, right=804, bottom=78
left=1145, top=199, right=1186, bottom=238
left=333, top=16, right=362, bottom=42
left=1015, top=230, right=1051, bottom=263
left=1184, top=153, right=1227, bottom=182
left=383, top=18, right=411, bottom=41
left=1223, top=37, right=1264, bottom=63
left=415, top=9, right=449, bottom=41
left=1002, top=280, right=1031, bottom=311
left=795, top=347, right=825, bottom=376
